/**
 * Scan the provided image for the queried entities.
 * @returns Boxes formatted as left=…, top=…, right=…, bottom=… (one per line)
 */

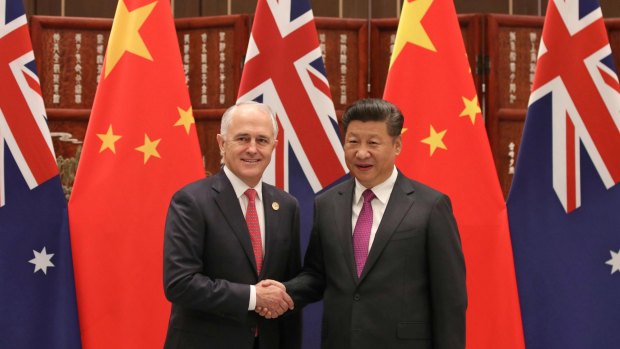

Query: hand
left=255, top=279, right=293, bottom=319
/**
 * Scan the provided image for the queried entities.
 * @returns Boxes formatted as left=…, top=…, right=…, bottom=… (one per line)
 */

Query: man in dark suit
left=262, top=98, right=466, bottom=348
left=163, top=101, right=301, bottom=349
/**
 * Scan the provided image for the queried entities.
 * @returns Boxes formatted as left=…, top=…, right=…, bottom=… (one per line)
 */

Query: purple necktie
left=353, top=189, right=375, bottom=277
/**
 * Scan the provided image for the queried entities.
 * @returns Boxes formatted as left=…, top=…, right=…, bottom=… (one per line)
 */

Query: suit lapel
left=335, top=179, right=358, bottom=284
left=212, top=171, right=258, bottom=275
left=359, top=173, right=415, bottom=282
left=261, top=184, right=279, bottom=279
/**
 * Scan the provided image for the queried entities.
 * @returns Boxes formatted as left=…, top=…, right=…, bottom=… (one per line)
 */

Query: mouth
left=242, top=159, right=261, bottom=164
left=355, top=164, right=373, bottom=171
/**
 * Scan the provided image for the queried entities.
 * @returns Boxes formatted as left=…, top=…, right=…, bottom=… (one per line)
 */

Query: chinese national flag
left=383, top=0, right=524, bottom=348
left=68, top=0, right=204, bottom=348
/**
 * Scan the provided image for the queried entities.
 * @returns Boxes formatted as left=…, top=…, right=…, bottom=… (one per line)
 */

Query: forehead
left=345, top=120, right=389, bottom=137
left=229, top=107, right=274, bottom=135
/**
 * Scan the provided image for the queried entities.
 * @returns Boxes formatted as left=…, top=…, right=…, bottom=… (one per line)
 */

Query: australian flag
left=0, top=0, right=81, bottom=347
left=507, top=1, right=620, bottom=348
left=237, top=0, right=348, bottom=347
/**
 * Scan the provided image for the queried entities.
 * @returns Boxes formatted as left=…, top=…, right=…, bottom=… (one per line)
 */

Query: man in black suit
left=262, top=98, right=466, bottom=348
left=163, top=101, right=301, bottom=349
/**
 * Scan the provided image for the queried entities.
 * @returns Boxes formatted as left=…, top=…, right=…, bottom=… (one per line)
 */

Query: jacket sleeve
left=427, top=194, right=467, bottom=349
left=163, top=189, right=250, bottom=323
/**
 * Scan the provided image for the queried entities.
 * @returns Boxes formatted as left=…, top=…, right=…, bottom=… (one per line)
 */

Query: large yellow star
left=421, top=125, right=447, bottom=156
left=390, top=0, right=436, bottom=68
left=459, top=95, right=481, bottom=125
left=104, top=0, right=157, bottom=78
left=174, top=106, right=195, bottom=134
left=96, top=125, right=122, bottom=153
left=135, top=134, right=161, bottom=164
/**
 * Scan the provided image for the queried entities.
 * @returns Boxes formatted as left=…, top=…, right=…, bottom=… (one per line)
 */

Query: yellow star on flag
left=104, top=0, right=157, bottom=78
left=174, top=106, right=195, bottom=134
left=96, top=125, right=122, bottom=153
left=390, top=0, right=436, bottom=68
left=459, top=95, right=481, bottom=125
left=135, top=134, right=161, bottom=164
left=421, top=124, right=447, bottom=156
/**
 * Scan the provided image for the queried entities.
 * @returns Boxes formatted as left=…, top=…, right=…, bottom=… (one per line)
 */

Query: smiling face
left=217, top=105, right=277, bottom=187
left=344, top=120, right=401, bottom=189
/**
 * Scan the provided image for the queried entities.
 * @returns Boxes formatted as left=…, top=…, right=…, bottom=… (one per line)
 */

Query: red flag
left=383, top=0, right=524, bottom=348
left=68, top=0, right=204, bottom=348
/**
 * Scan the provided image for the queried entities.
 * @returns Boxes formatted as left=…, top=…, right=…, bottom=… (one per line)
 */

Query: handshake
left=255, top=279, right=294, bottom=319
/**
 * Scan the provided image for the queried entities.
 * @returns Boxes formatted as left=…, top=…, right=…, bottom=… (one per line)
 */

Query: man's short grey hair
left=220, top=101, right=278, bottom=139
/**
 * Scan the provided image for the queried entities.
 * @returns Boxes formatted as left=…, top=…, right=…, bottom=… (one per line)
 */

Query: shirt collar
left=223, top=166, right=263, bottom=201
left=354, top=166, right=397, bottom=205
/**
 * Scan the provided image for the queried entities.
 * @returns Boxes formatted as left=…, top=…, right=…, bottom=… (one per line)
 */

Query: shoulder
left=172, top=171, right=225, bottom=200
left=396, top=172, right=450, bottom=203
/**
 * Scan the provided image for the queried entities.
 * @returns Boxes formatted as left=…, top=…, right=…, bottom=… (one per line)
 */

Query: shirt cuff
left=248, top=285, right=256, bottom=311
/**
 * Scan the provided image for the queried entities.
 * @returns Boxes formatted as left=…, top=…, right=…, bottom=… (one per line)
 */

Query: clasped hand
left=255, top=279, right=293, bottom=319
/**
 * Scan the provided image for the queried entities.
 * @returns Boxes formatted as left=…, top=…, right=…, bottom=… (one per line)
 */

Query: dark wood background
left=22, top=0, right=620, bottom=18
left=25, top=1, right=620, bottom=198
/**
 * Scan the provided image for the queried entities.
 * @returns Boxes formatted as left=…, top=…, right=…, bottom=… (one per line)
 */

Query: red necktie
left=245, top=189, right=263, bottom=275
left=353, top=189, right=375, bottom=277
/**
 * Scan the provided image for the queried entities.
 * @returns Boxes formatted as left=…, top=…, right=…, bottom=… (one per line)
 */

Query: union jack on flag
left=1, top=0, right=81, bottom=347
left=508, top=1, right=620, bottom=348
left=527, top=0, right=620, bottom=213
left=237, top=1, right=346, bottom=347
left=237, top=0, right=346, bottom=193
left=0, top=0, right=57, bottom=207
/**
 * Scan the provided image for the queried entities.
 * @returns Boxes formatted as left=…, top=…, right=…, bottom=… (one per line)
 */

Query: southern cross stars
left=606, top=249, right=620, bottom=274
left=29, top=247, right=55, bottom=275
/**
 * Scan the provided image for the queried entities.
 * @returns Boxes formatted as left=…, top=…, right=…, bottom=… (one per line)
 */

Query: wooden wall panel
left=485, top=14, right=544, bottom=197
left=311, top=0, right=339, bottom=17
left=200, top=0, right=230, bottom=16
left=173, top=0, right=200, bottom=18
left=33, top=0, right=61, bottom=16
left=65, top=0, right=115, bottom=18
left=315, top=18, right=368, bottom=112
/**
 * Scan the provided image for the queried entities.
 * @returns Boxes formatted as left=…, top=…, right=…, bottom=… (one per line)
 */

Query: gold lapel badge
left=272, top=202, right=280, bottom=211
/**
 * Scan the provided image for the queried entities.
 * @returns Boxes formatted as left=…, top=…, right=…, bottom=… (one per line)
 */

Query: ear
left=394, top=135, right=402, bottom=155
left=216, top=134, right=225, bottom=153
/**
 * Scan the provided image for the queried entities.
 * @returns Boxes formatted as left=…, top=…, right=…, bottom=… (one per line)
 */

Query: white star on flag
left=605, top=249, right=620, bottom=275
left=29, top=247, right=55, bottom=275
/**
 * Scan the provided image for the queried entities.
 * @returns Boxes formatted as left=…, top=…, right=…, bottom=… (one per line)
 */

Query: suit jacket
left=163, top=170, right=302, bottom=349
left=286, top=172, right=467, bottom=349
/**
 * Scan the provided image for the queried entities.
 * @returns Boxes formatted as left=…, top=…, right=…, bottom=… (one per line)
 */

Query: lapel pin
left=272, top=202, right=280, bottom=211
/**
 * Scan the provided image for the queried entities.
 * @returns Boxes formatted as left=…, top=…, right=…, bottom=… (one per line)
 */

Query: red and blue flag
left=238, top=1, right=347, bottom=347
left=508, top=1, right=620, bottom=348
left=0, top=0, right=81, bottom=347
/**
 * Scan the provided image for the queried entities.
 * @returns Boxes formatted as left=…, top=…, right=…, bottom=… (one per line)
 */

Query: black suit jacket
left=163, top=171, right=301, bottom=349
left=286, top=172, right=467, bottom=349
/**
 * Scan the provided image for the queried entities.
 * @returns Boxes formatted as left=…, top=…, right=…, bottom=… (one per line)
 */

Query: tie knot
left=362, top=189, right=375, bottom=203
left=245, top=188, right=257, bottom=202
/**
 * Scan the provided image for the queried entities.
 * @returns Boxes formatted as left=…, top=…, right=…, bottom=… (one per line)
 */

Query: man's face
left=217, top=106, right=277, bottom=187
left=344, top=120, right=401, bottom=188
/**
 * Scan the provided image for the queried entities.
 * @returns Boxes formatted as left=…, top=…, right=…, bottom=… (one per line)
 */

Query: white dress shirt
left=351, top=166, right=398, bottom=251
left=223, top=166, right=264, bottom=311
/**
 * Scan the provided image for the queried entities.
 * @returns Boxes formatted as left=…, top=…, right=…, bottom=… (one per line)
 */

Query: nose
left=246, top=139, right=258, bottom=154
left=355, top=147, right=370, bottom=159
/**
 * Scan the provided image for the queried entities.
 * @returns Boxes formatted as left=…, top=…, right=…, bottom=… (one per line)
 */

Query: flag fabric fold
left=68, top=0, right=204, bottom=347
left=383, top=0, right=525, bottom=348
left=507, top=1, right=620, bottom=348
left=237, top=1, right=347, bottom=347
left=0, top=0, right=81, bottom=347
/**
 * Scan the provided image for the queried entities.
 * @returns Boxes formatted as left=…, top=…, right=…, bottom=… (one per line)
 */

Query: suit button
left=353, top=294, right=360, bottom=301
